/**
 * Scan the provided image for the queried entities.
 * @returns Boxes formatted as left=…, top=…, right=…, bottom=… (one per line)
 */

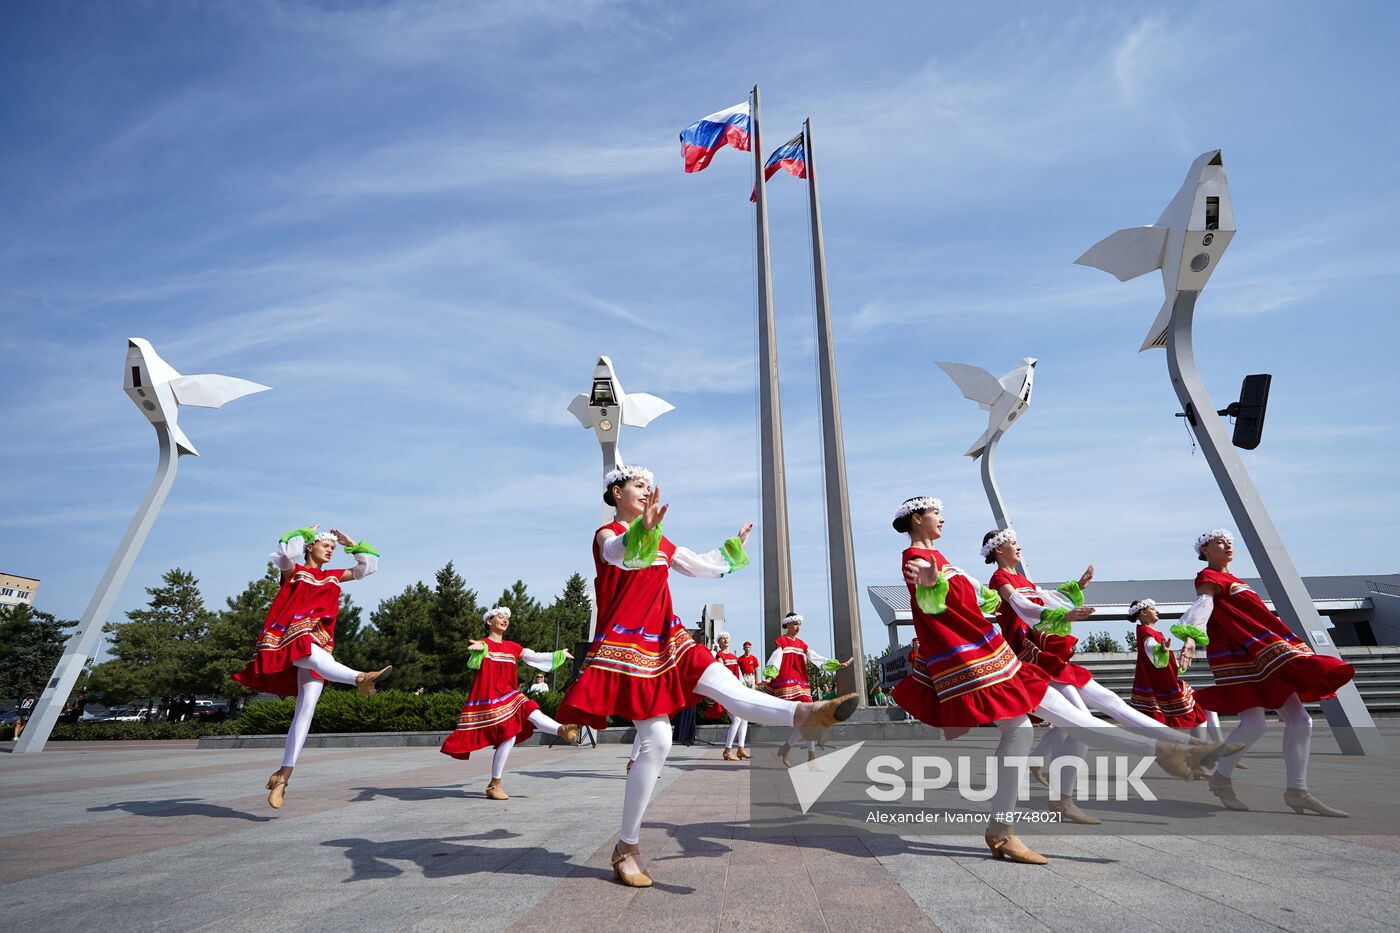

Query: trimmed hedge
left=232, top=688, right=570, bottom=735
left=44, top=720, right=241, bottom=741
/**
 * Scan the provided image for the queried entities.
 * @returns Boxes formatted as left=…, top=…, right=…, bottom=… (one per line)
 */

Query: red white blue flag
left=679, top=102, right=751, bottom=173
left=750, top=132, right=805, bottom=201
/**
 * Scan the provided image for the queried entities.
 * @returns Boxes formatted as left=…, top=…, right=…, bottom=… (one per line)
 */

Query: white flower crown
left=313, top=532, right=337, bottom=545
left=980, top=527, right=1017, bottom=559
left=895, top=497, right=943, bottom=520
left=604, top=464, right=655, bottom=490
left=1194, top=528, right=1233, bottom=554
left=1128, top=598, right=1156, bottom=618
left=483, top=606, right=512, bottom=623
left=782, top=613, right=804, bottom=626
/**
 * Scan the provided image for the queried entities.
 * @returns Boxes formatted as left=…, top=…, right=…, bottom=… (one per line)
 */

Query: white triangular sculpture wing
left=1074, top=226, right=1168, bottom=282
left=935, top=362, right=1004, bottom=411
left=170, top=374, right=271, bottom=409
left=566, top=394, right=592, bottom=428
left=621, top=392, right=675, bottom=428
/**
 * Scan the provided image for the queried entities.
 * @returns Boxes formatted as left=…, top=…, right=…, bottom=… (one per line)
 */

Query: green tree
left=363, top=580, right=436, bottom=691
left=428, top=562, right=482, bottom=691
left=1078, top=631, right=1127, bottom=653
left=89, top=568, right=215, bottom=703
left=0, top=603, right=77, bottom=698
left=542, top=572, right=592, bottom=686
left=198, top=565, right=280, bottom=705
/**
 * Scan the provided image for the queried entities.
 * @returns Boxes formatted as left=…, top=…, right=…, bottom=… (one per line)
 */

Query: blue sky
left=3, top=1, right=1397, bottom=661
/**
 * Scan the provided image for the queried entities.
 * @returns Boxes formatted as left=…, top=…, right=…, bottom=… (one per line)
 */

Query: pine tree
left=198, top=565, right=281, bottom=704
left=543, top=572, right=592, bottom=686
left=89, top=568, right=215, bottom=703
left=430, top=562, right=481, bottom=691
left=0, top=603, right=77, bottom=697
left=363, top=581, right=436, bottom=691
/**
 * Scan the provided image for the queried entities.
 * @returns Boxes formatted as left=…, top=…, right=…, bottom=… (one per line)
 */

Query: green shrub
left=46, top=720, right=240, bottom=741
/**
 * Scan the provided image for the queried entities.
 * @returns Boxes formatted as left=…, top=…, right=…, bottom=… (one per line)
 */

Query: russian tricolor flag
left=680, top=102, right=751, bottom=173
left=750, top=132, right=806, bottom=201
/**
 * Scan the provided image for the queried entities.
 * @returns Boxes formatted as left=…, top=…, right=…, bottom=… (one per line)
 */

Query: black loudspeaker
left=563, top=640, right=594, bottom=691
left=1232, top=374, right=1271, bottom=450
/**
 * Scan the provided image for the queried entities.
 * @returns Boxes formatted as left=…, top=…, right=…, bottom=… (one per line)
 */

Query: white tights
left=725, top=717, right=749, bottom=749
left=1191, top=710, right=1224, bottom=743
left=618, top=663, right=801, bottom=845
left=489, top=709, right=566, bottom=779
left=281, top=646, right=362, bottom=768
left=990, top=688, right=1167, bottom=826
left=1214, top=695, right=1310, bottom=788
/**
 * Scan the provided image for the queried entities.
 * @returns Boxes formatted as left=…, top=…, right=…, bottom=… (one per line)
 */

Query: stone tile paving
left=5, top=726, right=1400, bottom=932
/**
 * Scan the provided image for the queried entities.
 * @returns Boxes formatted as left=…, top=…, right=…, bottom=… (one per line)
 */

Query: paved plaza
left=5, top=726, right=1400, bottom=932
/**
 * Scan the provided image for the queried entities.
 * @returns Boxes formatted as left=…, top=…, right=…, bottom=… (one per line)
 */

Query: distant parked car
left=195, top=700, right=228, bottom=723
left=107, top=707, right=146, bottom=723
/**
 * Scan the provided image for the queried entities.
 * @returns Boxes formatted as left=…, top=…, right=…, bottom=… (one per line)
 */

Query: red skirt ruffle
left=1195, top=653, right=1354, bottom=715
left=440, top=691, right=540, bottom=760
left=232, top=636, right=320, bottom=698
left=765, top=680, right=812, bottom=703
left=891, top=654, right=1051, bottom=731
left=556, top=642, right=716, bottom=730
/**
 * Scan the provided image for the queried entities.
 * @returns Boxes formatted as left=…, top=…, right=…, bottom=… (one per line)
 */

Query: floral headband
left=782, top=613, right=804, bottom=627
left=483, top=606, right=511, bottom=623
left=1194, top=528, right=1233, bottom=554
left=895, top=497, right=943, bottom=521
left=604, top=464, right=655, bottom=491
left=1128, top=598, right=1156, bottom=619
left=980, top=527, right=1017, bottom=559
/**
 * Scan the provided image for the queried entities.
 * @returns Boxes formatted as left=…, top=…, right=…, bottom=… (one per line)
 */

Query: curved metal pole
left=16, top=425, right=181, bottom=753
left=979, top=435, right=1028, bottom=578
left=1166, top=291, right=1382, bottom=755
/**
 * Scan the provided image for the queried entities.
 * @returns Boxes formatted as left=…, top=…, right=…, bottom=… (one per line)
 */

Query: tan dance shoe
left=722, top=748, right=738, bottom=761
left=556, top=724, right=580, bottom=744
left=611, top=844, right=653, bottom=888
left=985, top=831, right=1048, bottom=865
left=485, top=778, right=509, bottom=801
left=1207, top=772, right=1250, bottom=811
left=777, top=743, right=793, bottom=767
left=1284, top=789, right=1349, bottom=818
left=1156, top=740, right=1249, bottom=779
left=737, top=747, right=752, bottom=760
left=265, top=772, right=289, bottom=809
left=355, top=665, right=393, bottom=696
left=1050, top=795, right=1102, bottom=825
left=1029, top=765, right=1050, bottom=789
left=793, top=693, right=860, bottom=738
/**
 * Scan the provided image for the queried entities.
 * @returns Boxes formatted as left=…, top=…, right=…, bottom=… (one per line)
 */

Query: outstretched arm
left=272, top=525, right=317, bottom=583
left=521, top=648, right=573, bottom=672
left=672, top=522, right=753, bottom=579
left=332, top=529, right=379, bottom=582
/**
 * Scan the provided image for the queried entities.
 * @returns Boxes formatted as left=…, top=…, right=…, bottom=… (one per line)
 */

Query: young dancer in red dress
left=713, top=633, right=749, bottom=762
left=233, top=526, right=392, bottom=809
left=1128, top=598, right=1210, bottom=733
left=1186, top=529, right=1354, bottom=816
left=557, top=465, right=857, bottom=886
left=440, top=606, right=579, bottom=800
left=983, top=529, right=1207, bottom=822
left=893, top=498, right=1239, bottom=864
left=765, top=614, right=852, bottom=765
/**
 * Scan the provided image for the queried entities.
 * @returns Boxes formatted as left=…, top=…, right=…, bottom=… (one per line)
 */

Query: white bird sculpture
left=124, top=338, right=271, bottom=457
left=936, top=357, right=1038, bottom=459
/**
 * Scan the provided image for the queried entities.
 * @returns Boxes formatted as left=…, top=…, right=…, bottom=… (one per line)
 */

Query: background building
left=0, top=573, right=40, bottom=608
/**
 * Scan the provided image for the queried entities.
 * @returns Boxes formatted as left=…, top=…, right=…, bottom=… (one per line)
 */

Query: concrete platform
left=5, top=726, right=1400, bottom=932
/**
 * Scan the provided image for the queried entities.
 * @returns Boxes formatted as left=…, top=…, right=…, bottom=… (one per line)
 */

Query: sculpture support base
left=1166, top=290, right=1383, bottom=755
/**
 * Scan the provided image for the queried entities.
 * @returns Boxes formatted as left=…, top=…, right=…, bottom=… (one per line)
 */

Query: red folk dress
left=233, top=564, right=344, bottom=697
left=556, top=522, right=715, bottom=730
left=988, top=568, right=1093, bottom=689
left=765, top=637, right=814, bottom=702
left=891, top=548, right=1049, bottom=731
left=708, top=650, right=743, bottom=717
left=1191, top=568, right=1354, bottom=714
left=1129, top=624, right=1207, bottom=728
left=440, top=640, right=539, bottom=760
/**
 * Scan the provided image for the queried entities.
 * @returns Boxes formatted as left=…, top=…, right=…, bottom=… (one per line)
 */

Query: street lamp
left=15, top=339, right=269, bottom=753
left=1075, top=149, right=1382, bottom=755
left=936, top=357, right=1037, bottom=576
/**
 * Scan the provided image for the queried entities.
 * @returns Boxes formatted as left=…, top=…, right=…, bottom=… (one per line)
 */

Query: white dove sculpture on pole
left=936, top=357, right=1037, bottom=576
left=1075, top=150, right=1382, bottom=756
left=15, top=339, right=269, bottom=753
left=567, top=355, right=673, bottom=475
